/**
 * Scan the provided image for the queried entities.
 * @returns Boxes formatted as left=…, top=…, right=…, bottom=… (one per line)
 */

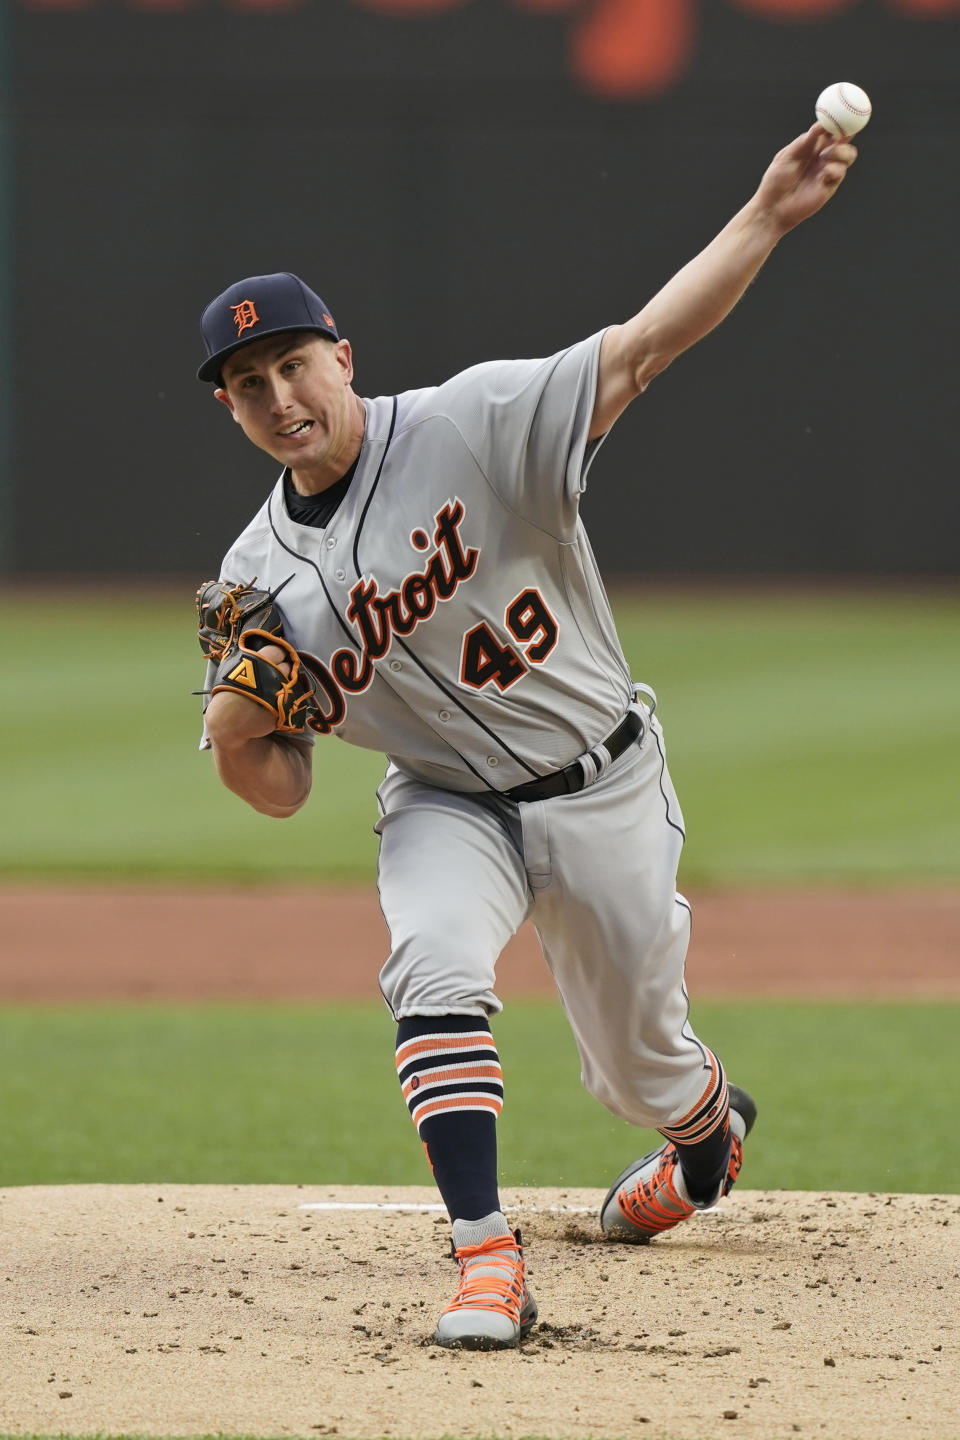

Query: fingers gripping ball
left=211, top=630, right=322, bottom=735
left=815, top=82, right=872, bottom=138
left=196, top=577, right=289, bottom=664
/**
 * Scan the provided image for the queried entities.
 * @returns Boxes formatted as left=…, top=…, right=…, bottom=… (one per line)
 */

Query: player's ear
left=334, top=338, right=354, bottom=386
left=214, top=387, right=240, bottom=421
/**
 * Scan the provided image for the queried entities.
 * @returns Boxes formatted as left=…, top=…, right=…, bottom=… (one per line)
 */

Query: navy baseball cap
left=197, top=272, right=339, bottom=382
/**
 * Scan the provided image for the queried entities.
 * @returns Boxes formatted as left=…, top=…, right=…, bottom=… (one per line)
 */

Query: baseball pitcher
left=195, top=122, right=858, bottom=1349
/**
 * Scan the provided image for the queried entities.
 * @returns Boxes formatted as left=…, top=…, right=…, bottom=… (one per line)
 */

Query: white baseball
left=815, top=82, right=872, bottom=138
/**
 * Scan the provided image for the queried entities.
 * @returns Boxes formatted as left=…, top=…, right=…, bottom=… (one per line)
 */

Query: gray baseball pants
left=374, top=710, right=713, bottom=1131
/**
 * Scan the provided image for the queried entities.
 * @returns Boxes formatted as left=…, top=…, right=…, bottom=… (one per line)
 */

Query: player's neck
left=290, top=395, right=366, bottom=496
left=290, top=459, right=355, bottom=495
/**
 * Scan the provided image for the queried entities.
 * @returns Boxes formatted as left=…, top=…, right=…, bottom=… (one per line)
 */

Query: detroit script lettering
left=304, top=499, right=479, bottom=734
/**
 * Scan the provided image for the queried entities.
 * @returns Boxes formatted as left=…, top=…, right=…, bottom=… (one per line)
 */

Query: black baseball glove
left=209, top=629, right=324, bottom=736
left=196, top=576, right=324, bottom=736
left=195, top=577, right=290, bottom=665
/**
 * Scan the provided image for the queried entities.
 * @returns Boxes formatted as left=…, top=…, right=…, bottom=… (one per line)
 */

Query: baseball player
left=196, top=123, right=857, bottom=1349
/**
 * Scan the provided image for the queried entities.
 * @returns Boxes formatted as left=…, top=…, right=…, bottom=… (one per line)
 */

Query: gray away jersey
left=205, top=329, right=635, bottom=793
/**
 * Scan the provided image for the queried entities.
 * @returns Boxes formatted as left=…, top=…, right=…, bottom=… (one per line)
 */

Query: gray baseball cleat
left=600, top=1084, right=758, bottom=1242
left=434, top=1210, right=538, bottom=1350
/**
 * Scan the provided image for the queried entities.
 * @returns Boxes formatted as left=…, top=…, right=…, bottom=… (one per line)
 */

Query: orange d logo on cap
left=198, top=273, right=340, bottom=382
left=231, top=300, right=260, bottom=336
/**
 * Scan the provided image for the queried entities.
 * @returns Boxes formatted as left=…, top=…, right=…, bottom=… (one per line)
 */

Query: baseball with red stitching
left=815, top=82, right=872, bottom=138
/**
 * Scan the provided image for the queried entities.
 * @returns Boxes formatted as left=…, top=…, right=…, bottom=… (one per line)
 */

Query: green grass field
left=2, top=999, right=957, bottom=1194
left=1, top=585, right=958, bottom=884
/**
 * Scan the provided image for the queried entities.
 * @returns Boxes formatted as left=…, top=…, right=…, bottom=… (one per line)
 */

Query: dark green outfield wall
left=7, top=1, right=960, bottom=576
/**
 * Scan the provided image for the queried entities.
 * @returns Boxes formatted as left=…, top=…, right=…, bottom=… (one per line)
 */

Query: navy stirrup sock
left=672, top=1127, right=733, bottom=1203
left=660, top=1049, right=733, bottom=1204
left=395, top=1014, right=502, bottom=1222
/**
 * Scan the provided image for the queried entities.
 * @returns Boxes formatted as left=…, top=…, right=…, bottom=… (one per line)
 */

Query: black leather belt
left=502, top=709, right=645, bottom=804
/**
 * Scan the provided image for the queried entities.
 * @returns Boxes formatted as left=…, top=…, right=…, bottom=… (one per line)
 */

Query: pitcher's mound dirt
left=1, top=1183, right=957, bottom=1440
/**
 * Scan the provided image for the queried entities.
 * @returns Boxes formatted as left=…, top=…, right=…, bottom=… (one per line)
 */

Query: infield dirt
left=1, top=884, right=958, bottom=1439
left=1, top=1183, right=958, bottom=1440
left=1, top=883, right=959, bottom=1001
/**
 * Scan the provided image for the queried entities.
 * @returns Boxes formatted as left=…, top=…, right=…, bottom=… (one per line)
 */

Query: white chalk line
left=299, top=1201, right=595, bottom=1214
left=299, top=1202, right=445, bottom=1212
left=298, top=1200, right=725, bottom=1218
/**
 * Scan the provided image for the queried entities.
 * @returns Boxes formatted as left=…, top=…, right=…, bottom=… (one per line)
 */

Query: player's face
left=216, top=332, right=362, bottom=489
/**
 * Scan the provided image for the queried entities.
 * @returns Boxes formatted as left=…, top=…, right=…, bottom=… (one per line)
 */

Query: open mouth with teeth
left=279, top=419, right=315, bottom=437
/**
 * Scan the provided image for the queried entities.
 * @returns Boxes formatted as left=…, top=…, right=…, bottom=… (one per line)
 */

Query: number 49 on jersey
left=459, top=588, right=558, bottom=693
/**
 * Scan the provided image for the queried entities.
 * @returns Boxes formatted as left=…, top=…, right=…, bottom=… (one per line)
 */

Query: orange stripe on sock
left=395, top=1032, right=495, bottom=1067
left=411, top=1095, right=504, bottom=1126
left=661, top=1051, right=728, bottom=1144
left=402, top=1062, right=503, bottom=1101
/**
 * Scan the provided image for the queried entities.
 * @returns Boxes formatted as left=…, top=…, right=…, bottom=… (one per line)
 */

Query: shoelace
left=621, top=1134, right=747, bottom=1229
left=722, top=1134, right=744, bottom=1195
left=618, top=1145, right=693, bottom=1231
left=444, top=1232, right=526, bottom=1322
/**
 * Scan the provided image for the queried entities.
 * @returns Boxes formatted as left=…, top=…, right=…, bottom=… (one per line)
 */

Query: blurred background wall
left=4, top=0, right=958, bottom=578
